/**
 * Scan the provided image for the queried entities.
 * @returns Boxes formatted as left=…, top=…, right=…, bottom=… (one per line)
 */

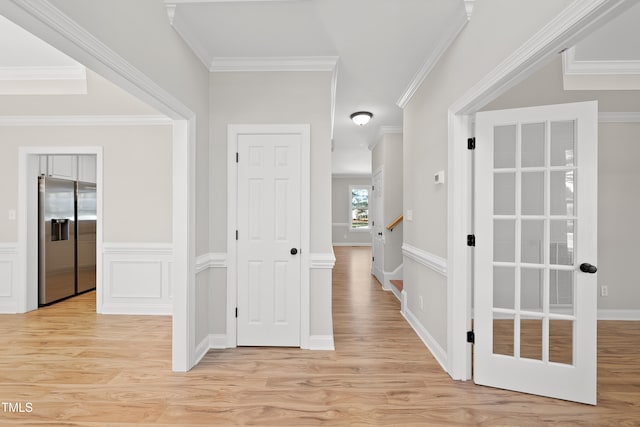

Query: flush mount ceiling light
left=350, top=111, right=373, bottom=126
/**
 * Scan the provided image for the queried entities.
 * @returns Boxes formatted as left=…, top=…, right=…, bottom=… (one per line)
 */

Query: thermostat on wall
left=434, top=170, right=445, bottom=184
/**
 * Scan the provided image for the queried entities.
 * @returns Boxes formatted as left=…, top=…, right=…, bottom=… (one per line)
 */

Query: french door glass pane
left=494, top=125, right=517, bottom=169
left=521, top=220, right=544, bottom=264
left=494, top=219, right=515, bottom=262
left=521, top=318, right=543, bottom=361
left=550, top=220, right=574, bottom=265
left=522, top=172, right=545, bottom=215
left=521, top=268, right=543, bottom=312
left=522, top=123, right=545, bottom=167
left=493, top=314, right=515, bottom=357
left=494, top=173, right=516, bottom=215
left=550, top=170, right=575, bottom=216
left=550, top=269, right=574, bottom=315
left=549, top=319, right=574, bottom=365
left=551, top=121, right=575, bottom=167
left=494, top=266, right=515, bottom=310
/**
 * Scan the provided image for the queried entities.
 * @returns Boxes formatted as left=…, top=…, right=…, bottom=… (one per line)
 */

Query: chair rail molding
left=195, top=252, right=227, bottom=274
left=402, top=243, right=447, bottom=277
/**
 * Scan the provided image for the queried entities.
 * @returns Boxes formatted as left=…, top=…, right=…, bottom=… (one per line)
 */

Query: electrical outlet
left=601, top=286, right=608, bottom=297
left=419, top=295, right=424, bottom=310
left=8, top=210, right=16, bottom=220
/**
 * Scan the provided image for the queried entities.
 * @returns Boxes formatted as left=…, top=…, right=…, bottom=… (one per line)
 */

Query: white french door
left=236, top=133, right=301, bottom=347
left=474, top=101, right=598, bottom=404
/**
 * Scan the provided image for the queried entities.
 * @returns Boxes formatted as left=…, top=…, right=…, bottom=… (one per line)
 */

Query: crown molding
left=598, top=112, right=640, bottom=123
left=450, top=0, right=631, bottom=115
left=563, top=47, right=640, bottom=75
left=166, top=6, right=212, bottom=68
left=165, top=3, right=177, bottom=25
left=166, top=0, right=305, bottom=3
left=0, top=65, right=86, bottom=81
left=5, top=0, right=195, bottom=120
left=396, top=11, right=468, bottom=108
left=331, top=173, right=372, bottom=180
left=210, top=56, right=338, bottom=72
left=369, top=125, right=403, bottom=150
left=464, top=0, right=476, bottom=20
left=0, top=115, right=172, bottom=127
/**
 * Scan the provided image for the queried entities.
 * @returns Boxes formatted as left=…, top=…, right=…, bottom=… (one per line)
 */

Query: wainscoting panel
left=102, top=243, right=173, bottom=315
left=0, top=244, right=18, bottom=313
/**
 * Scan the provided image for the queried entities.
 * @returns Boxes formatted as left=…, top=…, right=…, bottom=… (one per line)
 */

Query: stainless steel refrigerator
left=38, top=176, right=96, bottom=306
left=76, top=181, right=97, bottom=294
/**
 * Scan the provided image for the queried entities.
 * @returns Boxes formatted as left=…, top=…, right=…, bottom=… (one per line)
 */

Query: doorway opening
left=20, top=147, right=103, bottom=313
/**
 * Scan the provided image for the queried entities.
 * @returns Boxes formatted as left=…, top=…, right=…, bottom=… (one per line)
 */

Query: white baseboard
left=102, top=243, right=173, bottom=315
left=194, top=335, right=210, bottom=366
left=194, top=333, right=231, bottom=366
left=307, top=334, right=335, bottom=350
left=598, top=309, right=640, bottom=320
left=401, top=301, right=449, bottom=374
left=209, top=334, right=228, bottom=349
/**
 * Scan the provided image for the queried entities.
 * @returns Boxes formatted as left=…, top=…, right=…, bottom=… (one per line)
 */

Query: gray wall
left=372, top=133, right=404, bottom=272
left=332, top=176, right=372, bottom=246
left=403, top=0, right=574, bottom=352
left=484, top=57, right=640, bottom=312
left=209, top=71, right=334, bottom=337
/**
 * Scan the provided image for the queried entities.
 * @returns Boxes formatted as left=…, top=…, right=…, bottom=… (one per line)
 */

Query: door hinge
left=467, top=330, right=475, bottom=344
left=236, top=230, right=238, bottom=240
left=372, top=185, right=375, bottom=191
left=236, top=152, right=239, bottom=163
left=467, top=137, right=476, bottom=150
left=372, top=256, right=375, bottom=262
left=235, top=307, right=238, bottom=318
left=467, top=234, right=476, bottom=247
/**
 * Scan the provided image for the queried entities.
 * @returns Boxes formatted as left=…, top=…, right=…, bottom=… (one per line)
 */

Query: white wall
left=403, top=0, right=574, bottom=354
left=208, top=71, right=334, bottom=343
left=483, top=56, right=640, bottom=316
left=332, top=176, right=371, bottom=246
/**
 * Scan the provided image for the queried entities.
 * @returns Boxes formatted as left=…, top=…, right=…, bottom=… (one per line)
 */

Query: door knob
left=290, top=248, right=298, bottom=255
left=579, top=263, right=597, bottom=274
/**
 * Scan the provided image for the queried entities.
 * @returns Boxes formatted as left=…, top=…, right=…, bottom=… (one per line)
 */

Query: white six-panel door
left=371, top=169, right=384, bottom=284
left=236, top=133, right=301, bottom=346
left=474, top=101, right=598, bottom=404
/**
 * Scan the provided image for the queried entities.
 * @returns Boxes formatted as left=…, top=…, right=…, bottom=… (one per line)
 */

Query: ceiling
left=2, top=0, right=638, bottom=174
left=167, top=0, right=469, bottom=176
left=562, top=1, right=640, bottom=91
left=0, top=14, right=87, bottom=95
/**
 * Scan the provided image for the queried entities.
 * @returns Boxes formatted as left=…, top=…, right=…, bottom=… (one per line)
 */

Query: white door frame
left=227, top=124, right=311, bottom=348
left=1, top=1, right=197, bottom=372
left=445, top=0, right=632, bottom=380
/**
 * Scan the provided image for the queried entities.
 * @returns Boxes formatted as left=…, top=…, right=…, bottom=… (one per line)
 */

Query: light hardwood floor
left=0, top=246, right=639, bottom=426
